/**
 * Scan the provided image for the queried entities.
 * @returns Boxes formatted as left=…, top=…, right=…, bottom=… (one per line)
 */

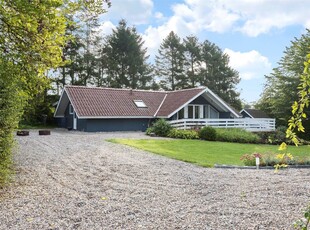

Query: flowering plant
left=240, top=153, right=262, bottom=166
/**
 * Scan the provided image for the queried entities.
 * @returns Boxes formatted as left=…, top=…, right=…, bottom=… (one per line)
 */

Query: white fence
left=169, top=118, right=276, bottom=132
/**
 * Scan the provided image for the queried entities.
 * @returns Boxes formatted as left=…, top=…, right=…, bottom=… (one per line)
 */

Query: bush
left=256, top=126, right=287, bottom=145
left=168, top=129, right=199, bottom=139
left=146, top=126, right=155, bottom=135
left=150, top=119, right=172, bottom=137
left=216, top=128, right=260, bottom=143
left=198, top=126, right=217, bottom=141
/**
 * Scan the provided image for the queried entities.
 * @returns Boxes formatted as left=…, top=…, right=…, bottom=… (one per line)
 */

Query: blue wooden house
left=54, top=86, right=275, bottom=132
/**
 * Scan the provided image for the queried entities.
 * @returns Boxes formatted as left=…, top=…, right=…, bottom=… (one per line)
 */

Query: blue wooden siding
left=171, top=95, right=233, bottom=119
left=76, top=118, right=152, bottom=132
left=241, top=111, right=251, bottom=118
left=190, top=96, right=209, bottom=104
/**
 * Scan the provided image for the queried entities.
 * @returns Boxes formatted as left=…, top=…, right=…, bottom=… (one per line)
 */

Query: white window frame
left=183, top=104, right=219, bottom=119
left=134, top=100, right=147, bottom=108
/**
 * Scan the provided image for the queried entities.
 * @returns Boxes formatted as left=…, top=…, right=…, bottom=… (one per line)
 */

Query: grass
left=107, top=139, right=310, bottom=167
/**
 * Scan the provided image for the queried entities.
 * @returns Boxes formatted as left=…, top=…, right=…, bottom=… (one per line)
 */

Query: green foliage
left=156, top=31, right=186, bottom=90
left=286, top=52, right=310, bottom=145
left=155, top=32, right=241, bottom=109
left=198, top=126, right=217, bottom=141
left=215, top=128, right=260, bottom=143
left=102, top=19, right=153, bottom=89
left=294, top=204, right=310, bottom=230
left=183, top=36, right=201, bottom=88
left=199, top=40, right=242, bottom=110
left=0, top=0, right=110, bottom=185
left=256, top=126, right=288, bottom=144
left=145, top=127, right=155, bottom=135
left=257, top=29, right=310, bottom=131
left=168, top=129, right=199, bottom=139
left=150, top=119, right=172, bottom=137
left=21, top=93, right=58, bottom=126
left=0, top=62, right=25, bottom=184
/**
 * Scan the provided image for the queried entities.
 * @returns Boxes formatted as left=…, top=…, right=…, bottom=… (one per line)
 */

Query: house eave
left=240, top=109, right=254, bottom=118
left=166, top=88, right=207, bottom=118
left=205, top=87, right=242, bottom=118
left=78, top=116, right=155, bottom=119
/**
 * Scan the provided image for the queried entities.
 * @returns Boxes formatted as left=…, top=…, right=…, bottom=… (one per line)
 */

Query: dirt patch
left=0, top=129, right=309, bottom=229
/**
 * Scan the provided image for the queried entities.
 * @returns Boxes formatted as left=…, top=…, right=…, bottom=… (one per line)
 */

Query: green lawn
left=108, top=139, right=310, bottom=167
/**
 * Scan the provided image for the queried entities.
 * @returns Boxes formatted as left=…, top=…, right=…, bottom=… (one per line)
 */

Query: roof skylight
left=134, top=100, right=147, bottom=108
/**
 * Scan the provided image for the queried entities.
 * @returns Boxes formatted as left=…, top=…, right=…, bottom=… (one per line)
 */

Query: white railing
left=169, top=118, right=276, bottom=132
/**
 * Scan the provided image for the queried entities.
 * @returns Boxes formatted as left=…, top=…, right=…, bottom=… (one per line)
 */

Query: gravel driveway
left=0, top=129, right=309, bottom=229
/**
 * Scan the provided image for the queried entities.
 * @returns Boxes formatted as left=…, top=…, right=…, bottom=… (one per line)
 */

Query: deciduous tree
left=0, top=0, right=110, bottom=184
left=256, top=29, right=310, bottom=131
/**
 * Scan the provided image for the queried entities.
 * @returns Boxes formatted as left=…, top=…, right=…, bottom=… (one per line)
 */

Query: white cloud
left=224, top=49, right=272, bottom=80
left=96, top=21, right=115, bottom=37
left=154, top=12, right=164, bottom=19
left=163, top=0, right=310, bottom=37
left=103, top=0, right=153, bottom=25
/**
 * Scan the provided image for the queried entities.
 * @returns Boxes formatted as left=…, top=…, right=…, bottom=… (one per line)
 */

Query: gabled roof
left=240, top=109, right=270, bottom=118
left=54, top=86, right=240, bottom=118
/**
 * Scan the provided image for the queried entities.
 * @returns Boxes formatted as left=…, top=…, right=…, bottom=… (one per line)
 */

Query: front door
left=73, top=112, right=77, bottom=130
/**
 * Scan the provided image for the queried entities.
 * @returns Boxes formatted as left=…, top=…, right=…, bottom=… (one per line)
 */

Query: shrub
left=146, top=126, right=155, bottom=135
left=256, top=126, right=287, bottom=145
left=168, top=129, right=199, bottom=139
left=150, top=119, right=172, bottom=137
left=216, top=128, right=260, bottom=143
left=198, top=126, right=217, bottom=141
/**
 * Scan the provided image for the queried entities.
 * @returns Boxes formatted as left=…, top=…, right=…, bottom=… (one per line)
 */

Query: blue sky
left=98, top=0, right=309, bottom=104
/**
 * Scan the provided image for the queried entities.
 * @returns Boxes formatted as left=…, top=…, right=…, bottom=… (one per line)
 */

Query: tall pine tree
left=199, top=40, right=241, bottom=109
left=101, top=20, right=152, bottom=89
left=183, top=36, right=201, bottom=88
left=155, top=31, right=186, bottom=90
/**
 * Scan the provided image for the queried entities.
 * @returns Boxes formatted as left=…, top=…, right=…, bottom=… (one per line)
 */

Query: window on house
left=195, top=106, right=200, bottom=119
left=178, top=108, right=184, bottom=119
left=210, top=106, right=219, bottom=118
left=69, top=104, right=74, bottom=114
left=188, top=105, right=193, bottom=118
left=134, top=100, right=147, bottom=108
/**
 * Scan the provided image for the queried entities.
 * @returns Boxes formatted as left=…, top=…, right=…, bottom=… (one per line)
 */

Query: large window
left=188, top=106, right=193, bottom=118
left=203, top=105, right=209, bottom=118
left=177, top=104, right=219, bottom=120
left=178, top=108, right=184, bottom=119
left=187, top=105, right=201, bottom=119
left=210, top=106, right=219, bottom=118
left=195, top=106, right=200, bottom=119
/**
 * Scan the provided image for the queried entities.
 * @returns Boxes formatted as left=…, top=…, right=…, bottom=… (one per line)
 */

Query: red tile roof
left=64, top=86, right=206, bottom=118
left=156, top=88, right=206, bottom=117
